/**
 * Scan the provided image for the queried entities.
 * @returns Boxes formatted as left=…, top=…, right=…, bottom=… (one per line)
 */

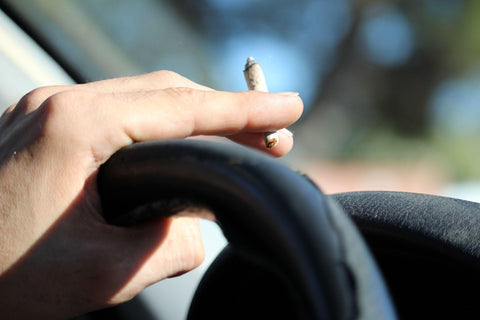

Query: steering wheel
left=331, top=191, right=480, bottom=319
left=97, top=139, right=396, bottom=319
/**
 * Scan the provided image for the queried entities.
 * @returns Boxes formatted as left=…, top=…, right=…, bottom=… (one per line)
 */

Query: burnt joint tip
left=244, top=57, right=258, bottom=71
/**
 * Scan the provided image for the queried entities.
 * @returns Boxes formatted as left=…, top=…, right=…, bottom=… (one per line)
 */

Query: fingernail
left=278, top=128, right=293, bottom=137
left=276, top=91, right=300, bottom=97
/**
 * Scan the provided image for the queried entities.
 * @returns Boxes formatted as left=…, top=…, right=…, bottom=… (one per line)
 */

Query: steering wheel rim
left=330, top=191, right=480, bottom=319
left=97, top=139, right=396, bottom=319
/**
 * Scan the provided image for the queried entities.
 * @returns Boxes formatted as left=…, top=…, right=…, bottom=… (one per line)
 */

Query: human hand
left=0, top=71, right=302, bottom=319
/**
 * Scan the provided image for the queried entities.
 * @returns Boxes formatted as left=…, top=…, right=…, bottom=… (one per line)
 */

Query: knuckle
left=40, top=90, right=74, bottom=114
left=156, top=69, right=182, bottom=80
left=1, top=104, right=16, bottom=117
left=41, top=89, right=96, bottom=112
left=154, top=70, right=186, bottom=86
left=163, top=86, right=202, bottom=104
left=163, top=87, right=208, bottom=121
left=18, top=86, right=66, bottom=111
left=39, top=90, right=98, bottom=137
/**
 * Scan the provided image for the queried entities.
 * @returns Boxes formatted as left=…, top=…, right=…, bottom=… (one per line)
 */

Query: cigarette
left=243, top=56, right=279, bottom=149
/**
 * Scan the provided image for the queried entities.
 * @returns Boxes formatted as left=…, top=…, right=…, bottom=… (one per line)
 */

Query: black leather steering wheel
left=97, top=139, right=396, bottom=320
left=331, top=191, right=480, bottom=319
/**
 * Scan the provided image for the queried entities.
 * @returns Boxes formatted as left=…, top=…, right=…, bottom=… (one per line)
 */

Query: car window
left=0, top=9, right=73, bottom=110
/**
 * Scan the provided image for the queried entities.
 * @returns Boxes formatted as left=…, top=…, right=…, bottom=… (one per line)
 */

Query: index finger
left=119, top=88, right=303, bottom=141
left=44, top=88, right=303, bottom=163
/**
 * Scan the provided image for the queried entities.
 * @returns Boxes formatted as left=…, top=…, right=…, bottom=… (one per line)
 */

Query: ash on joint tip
left=244, top=56, right=257, bottom=71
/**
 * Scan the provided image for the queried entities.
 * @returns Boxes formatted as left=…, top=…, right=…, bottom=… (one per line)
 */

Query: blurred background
left=5, top=0, right=480, bottom=201
left=2, top=1, right=480, bottom=318
left=4, top=0, right=480, bottom=200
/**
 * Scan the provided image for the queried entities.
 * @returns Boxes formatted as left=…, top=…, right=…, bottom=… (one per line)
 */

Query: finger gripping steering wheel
left=97, top=140, right=396, bottom=320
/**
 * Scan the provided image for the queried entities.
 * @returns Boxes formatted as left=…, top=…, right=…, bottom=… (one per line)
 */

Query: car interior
left=1, top=1, right=479, bottom=319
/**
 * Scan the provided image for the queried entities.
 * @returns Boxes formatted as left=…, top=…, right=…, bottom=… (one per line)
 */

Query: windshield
left=3, top=0, right=480, bottom=199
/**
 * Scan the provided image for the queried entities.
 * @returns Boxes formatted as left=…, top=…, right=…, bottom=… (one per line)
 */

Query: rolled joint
left=243, top=57, right=279, bottom=148
left=263, top=131, right=279, bottom=149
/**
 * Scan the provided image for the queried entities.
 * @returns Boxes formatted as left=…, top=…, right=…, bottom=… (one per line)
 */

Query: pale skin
left=0, top=70, right=303, bottom=319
